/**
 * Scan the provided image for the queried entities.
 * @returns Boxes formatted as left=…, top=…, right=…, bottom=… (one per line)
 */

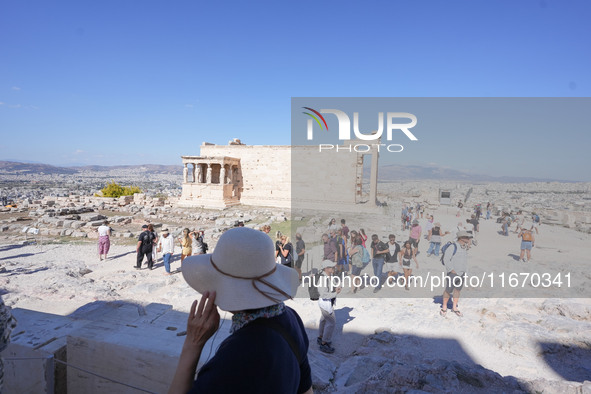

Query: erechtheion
left=179, top=140, right=381, bottom=211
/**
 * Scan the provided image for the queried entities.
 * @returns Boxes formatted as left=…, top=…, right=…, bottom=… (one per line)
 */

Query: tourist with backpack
left=136, top=224, right=155, bottom=270
left=348, top=237, right=365, bottom=293
left=440, top=231, right=473, bottom=317
left=317, top=260, right=341, bottom=354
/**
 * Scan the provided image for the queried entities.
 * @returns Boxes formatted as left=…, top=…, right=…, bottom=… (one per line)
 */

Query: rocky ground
left=1, top=201, right=590, bottom=393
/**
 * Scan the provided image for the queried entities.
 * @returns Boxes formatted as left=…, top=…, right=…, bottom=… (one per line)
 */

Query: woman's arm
left=168, top=292, right=220, bottom=394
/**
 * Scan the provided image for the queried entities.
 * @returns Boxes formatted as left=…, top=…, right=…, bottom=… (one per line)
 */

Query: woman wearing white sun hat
left=169, top=227, right=312, bottom=394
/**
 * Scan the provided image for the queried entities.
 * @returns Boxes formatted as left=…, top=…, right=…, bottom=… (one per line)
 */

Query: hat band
left=210, top=256, right=292, bottom=305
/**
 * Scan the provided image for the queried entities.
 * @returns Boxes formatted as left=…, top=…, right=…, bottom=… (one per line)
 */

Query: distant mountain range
left=374, top=164, right=569, bottom=183
left=0, top=160, right=573, bottom=183
left=0, top=161, right=182, bottom=175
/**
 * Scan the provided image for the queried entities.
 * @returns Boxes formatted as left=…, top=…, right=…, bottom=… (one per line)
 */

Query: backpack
left=440, top=242, right=457, bottom=266
left=202, top=242, right=209, bottom=253
left=361, top=246, right=371, bottom=264
left=142, top=232, right=154, bottom=247
left=308, top=272, right=323, bottom=301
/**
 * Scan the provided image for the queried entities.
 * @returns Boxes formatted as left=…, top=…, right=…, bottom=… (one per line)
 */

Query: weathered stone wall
left=191, top=144, right=379, bottom=212
left=199, top=145, right=292, bottom=208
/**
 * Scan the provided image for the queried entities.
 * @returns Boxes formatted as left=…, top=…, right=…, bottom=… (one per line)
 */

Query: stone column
left=220, top=166, right=226, bottom=185
left=369, top=149, right=379, bottom=205
left=183, top=164, right=188, bottom=183
left=206, top=164, right=212, bottom=184
left=196, top=164, right=202, bottom=183
left=191, top=164, right=196, bottom=183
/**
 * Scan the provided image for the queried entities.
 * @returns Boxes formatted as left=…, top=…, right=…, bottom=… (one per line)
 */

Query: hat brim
left=182, top=254, right=299, bottom=311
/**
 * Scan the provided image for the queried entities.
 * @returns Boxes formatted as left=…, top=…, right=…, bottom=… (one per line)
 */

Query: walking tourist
left=157, top=229, right=175, bottom=275
left=370, top=234, right=389, bottom=293
left=409, top=219, right=422, bottom=250
left=317, top=260, right=340, bottom=354
left=427, top=223, right=450, bottom=257
left=179, top=228, right=192, bottom=263
left=97, top=220, right=111, bottom=261
left=348, top=237, right=365, bottom=293
left=278, top=235, right=294, bottom=268
left=399, top=241, right=419, bottom=291
left=136, top=224, right=155, bottom=270
left=440, top=231, right=473, bottom=317
left=518, top=225, right=535, bottom=262
left=384, top=234, right=400, bottom=279
left=294, top=233, right=305, bottom=280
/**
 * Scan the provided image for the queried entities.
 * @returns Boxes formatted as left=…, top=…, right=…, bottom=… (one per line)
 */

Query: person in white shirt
left=97, top=220, right=111, bottom=261
left=157, top=229, right=175, bottom=275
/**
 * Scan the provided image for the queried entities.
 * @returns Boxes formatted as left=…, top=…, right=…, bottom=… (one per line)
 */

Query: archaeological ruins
left=179, top=140, right=381, bottom=211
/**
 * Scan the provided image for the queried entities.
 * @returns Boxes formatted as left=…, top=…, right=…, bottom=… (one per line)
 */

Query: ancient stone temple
left=178, top=140, right=380, bottom=211
left=179, top=155, right=242, bottom=209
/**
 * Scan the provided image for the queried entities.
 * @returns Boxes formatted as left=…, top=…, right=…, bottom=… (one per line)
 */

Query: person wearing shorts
left=398, top=241, right=418, bottom=291
left=518, top=227, right=535, bottom=262
left=384, top=234, right=400, bottom=281
left=445, top=271, right=465, bottom=295
left=440, top=231, right=472, bottom=317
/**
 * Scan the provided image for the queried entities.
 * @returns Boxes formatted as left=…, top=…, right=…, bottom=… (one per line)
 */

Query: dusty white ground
left=1, top=207, right=590, bottom=392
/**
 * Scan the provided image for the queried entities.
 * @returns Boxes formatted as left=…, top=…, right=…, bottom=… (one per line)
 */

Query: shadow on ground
left=538, top=341, right=591, bottom=383
left=7, top=299, right=584, bottom=393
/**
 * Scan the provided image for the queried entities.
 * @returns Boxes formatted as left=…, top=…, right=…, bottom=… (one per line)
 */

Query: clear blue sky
left=1, top=1, right=590, bottom=180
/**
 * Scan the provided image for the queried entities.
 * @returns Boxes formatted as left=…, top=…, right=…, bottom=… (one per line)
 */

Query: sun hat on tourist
left=182, top=227, right=299, bottom=311
left=434, top=222, right=441, bottom=227
left=322, top=260, right=336, bottom=269
left=412, top=219, right=419, bottom=225
left=162, top=229, right=169, bottom=234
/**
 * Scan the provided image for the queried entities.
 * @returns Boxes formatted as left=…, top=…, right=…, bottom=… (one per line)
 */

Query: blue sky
left=1, top=1, right=590, bottom=180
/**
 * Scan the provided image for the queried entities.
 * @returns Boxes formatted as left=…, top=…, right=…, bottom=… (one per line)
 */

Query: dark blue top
left=189, top=306, right=312, bottom=394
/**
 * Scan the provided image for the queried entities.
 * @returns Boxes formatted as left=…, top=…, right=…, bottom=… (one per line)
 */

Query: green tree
left=96, top=181, right=141, bottom=198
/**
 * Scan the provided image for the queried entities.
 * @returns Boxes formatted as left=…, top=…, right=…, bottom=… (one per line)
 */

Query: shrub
left=96, top=181, right=141, bottom=198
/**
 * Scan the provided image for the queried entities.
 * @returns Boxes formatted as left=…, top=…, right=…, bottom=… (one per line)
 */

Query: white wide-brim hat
left=182, top=227, right=299, bottom=311
left=322, top=259, right=336, bottom=269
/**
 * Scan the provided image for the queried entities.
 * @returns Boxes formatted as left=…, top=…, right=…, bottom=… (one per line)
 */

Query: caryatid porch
left=179, top=156, right=242, bottom=208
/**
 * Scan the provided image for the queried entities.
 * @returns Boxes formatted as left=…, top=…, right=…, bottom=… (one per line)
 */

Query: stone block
left=67, top=320, right=184, bottom=394
left=2, top=308, right=92, bottom=394
left=71, top=231, right=88, bottom=238
left=71, top=221, right=85, bottom=229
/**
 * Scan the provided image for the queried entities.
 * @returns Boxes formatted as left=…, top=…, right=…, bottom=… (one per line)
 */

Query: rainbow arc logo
left=302, top=107, right=328, bottom=131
